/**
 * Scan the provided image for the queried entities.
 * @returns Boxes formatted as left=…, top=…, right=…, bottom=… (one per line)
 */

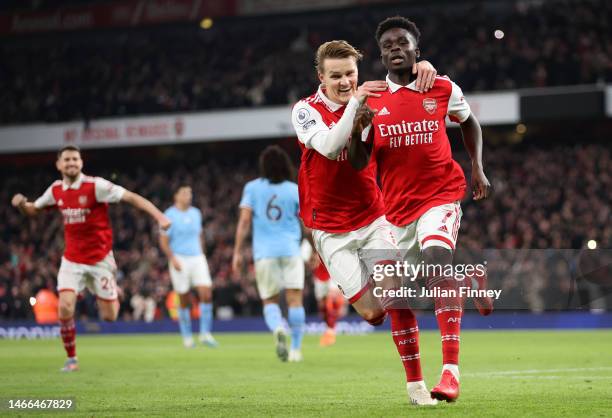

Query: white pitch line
left=465, top=366, right=612, bottom=377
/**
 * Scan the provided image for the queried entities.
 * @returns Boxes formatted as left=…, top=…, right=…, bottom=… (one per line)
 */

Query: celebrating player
left=232, top=145, right=305, bottom=362
left=159, top=185, right=218, bottom=348
left=291, top=40, right=439, bottom=405
left=301, top=241, right=345, bottom=347
left=349, top=16, right=493, bottom=402
left=11, top=145, right=170, bottom=372
left=311, top=254, right=345, bottom=347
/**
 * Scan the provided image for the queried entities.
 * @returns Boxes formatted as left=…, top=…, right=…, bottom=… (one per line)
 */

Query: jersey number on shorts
left=266, top=194, right=282, bottom=221
left=101, top=277, right=115, bottom=293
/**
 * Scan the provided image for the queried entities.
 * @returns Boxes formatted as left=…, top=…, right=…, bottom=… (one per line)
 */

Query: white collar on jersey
left=316, top=85, right=344, bottom=112
left=386, top=74, right=419, bottom=93
left=62, top=173, right=84, bottom=190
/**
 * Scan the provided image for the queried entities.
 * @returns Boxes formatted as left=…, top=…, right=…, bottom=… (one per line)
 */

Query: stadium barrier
left=1, top=312, right=611, bottom=340
left=1, top=84, right=610, bottom=154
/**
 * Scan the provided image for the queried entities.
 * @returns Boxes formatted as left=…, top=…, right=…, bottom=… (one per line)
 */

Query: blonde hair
left=315, top=40, right=363, bottom=74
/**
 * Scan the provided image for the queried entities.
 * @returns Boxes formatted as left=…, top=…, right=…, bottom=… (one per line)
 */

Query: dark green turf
left=1, top=330, right=611, bottom=417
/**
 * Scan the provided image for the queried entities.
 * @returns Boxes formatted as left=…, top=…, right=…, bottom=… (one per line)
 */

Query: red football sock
left=388, top=308, right=422, bottom=382
left=324, top=297, right=338, bottom=329
left=59, top=317, right=77, bottom=358
left=429, top=276, right=463, bottom=365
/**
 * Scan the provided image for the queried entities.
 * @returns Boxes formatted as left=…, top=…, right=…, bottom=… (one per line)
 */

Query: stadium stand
left=0, top=0, right=609, bottom=124
left=1, top=141, right=609, bottom=320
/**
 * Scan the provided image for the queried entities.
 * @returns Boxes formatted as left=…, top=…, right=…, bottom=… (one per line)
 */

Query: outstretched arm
left=460, top=114, right=491, bottom=200
left=11, top=194, right=41, bottom=217
left=121, top=190, right=171, bottom=229
left=232, top=207, right=252, bottom=274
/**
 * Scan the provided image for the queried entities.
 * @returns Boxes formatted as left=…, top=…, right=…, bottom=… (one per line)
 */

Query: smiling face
left=318, top=57, right=359, bottom=105
left=56, top=150, right=83, bottom=181
left=379, top=27, right=419, bottom=73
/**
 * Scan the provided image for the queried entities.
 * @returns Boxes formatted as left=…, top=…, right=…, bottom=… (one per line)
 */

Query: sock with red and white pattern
left=429, top=276, right=463, bottom=365
left=388, top=308, right=423, bottom=382
left=59, top=317, right=77, bottom=358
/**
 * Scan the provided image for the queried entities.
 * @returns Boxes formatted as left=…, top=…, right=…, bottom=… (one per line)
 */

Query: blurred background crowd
left=0, top=0, right=610, bottom=124
left=0, top=0, right=610, bottom=321
left=1, top=140, right=609, bottom=320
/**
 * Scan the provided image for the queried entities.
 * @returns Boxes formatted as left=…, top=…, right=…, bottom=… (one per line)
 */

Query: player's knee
left=100, top=310, right=118, bottom=322
left=58, top=302, right=75, bottom=319
left=362, top=309, right=387, bottom=326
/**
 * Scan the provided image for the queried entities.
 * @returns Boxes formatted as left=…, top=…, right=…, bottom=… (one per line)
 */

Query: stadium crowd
left=0, top=0, right=610, bottom=124
left=0, top=141, right=609, bottom=320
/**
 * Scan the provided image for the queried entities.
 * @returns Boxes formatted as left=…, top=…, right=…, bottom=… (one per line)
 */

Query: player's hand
left=11, top=193, right=27, bottom=208
left=170, top=256, right=182, bottom=272
left=232, top=252, right=243, bottom=275
left=355, top=80, right=388, bottom=104
left=158, top=215, right=172, bottom=231
left=308, top=253, right=321, bottom=270
left=471, top=165, right=491, bottom=200
left=353, top=105, right=376, bottom=133
left=412, top=60, right=437, bottom=93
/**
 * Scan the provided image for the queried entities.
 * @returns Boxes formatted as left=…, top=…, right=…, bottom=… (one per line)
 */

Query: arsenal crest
left=423, top=98, right=437, bottom=115
left=78, top=195, right=88, bottom=205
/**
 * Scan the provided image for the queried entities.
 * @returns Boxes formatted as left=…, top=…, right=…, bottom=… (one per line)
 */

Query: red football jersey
left=34, top=174, right=125, bottom=264
left=364, top=76, right=470, bottom=226
left=292, top=87, right=385, bottom=233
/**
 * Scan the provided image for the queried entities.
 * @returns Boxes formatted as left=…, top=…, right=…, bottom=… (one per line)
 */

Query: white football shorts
left=169, top=254, right=212, bottom=294
left=57, top=251, right=118, bottom=301
left=392, top=201, right=463, bottom=266
left=254, top=255, right=305, bottom=300
left=312, top=215, right=402, bottom=302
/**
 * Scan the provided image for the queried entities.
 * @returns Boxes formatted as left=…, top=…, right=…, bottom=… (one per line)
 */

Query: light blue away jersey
left=239, top=178, right=301, bottom=260
left=163, top=206, right=203, bottom=256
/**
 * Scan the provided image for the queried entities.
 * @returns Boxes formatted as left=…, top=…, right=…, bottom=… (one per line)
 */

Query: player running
left=349, top=16, right=492, bottom=402
left=232, top=145, right=305, bottom=362
left=11, top=145, right=170, bottom=372
left=291, top=40, right=440, bottom=405
left=301, top=241, right=345, bottom=347
left=159, top=185, right=218, bottom=348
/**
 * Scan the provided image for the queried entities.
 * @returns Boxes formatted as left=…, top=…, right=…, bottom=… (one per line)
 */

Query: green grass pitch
left=1, top=330, right=611, bottom=417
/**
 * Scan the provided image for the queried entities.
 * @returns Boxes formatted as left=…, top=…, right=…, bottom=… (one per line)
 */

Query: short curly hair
left=375, top=16, right=421, bottom=45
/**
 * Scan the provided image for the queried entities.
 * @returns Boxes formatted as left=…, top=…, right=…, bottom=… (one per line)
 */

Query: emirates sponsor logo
left=423, top=98, right=437, bottom=115
left=377, top=119, right=440, bottom=148
left=61, top=208, right=91, bottom=224
left=377, top=120, right=440, bottom=137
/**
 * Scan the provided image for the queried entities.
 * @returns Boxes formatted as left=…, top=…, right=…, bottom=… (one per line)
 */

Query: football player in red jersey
left=11, top=145, right=171, bottom=372
left=291, top=40, right=439, bottom=405
left=349, top=16, right=493, bottom=402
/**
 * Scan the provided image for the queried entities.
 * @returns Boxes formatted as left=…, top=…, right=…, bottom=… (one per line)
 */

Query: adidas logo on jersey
left=378, top=107, right=390, bottom=116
